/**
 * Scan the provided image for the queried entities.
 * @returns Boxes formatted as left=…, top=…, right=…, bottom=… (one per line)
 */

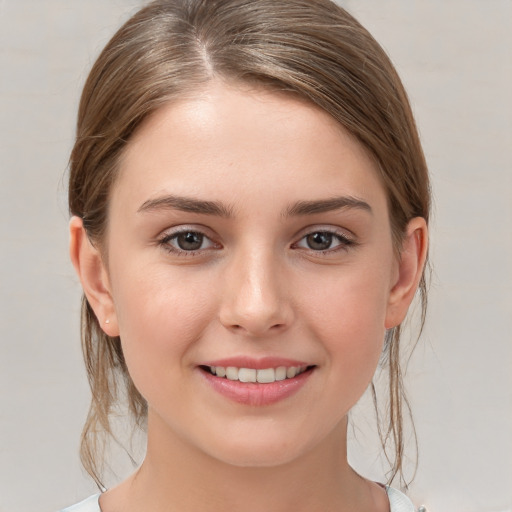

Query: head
left=69, top=0, right=430, bottom=488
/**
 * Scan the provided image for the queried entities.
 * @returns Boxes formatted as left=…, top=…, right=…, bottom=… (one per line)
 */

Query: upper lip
left=200, top=356, right=312, bottom=370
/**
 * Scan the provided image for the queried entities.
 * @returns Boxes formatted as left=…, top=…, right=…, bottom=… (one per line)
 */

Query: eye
left=159, top=229, right=217, bottom=254
left=174, top=231, right=206, bottom=251
left=294, top=230, right=355, bottom=252
left=304, top=232, right=335, bottom=251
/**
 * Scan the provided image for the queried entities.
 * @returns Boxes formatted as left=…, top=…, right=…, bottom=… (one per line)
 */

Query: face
left=87, top=82, right=415, bottom=467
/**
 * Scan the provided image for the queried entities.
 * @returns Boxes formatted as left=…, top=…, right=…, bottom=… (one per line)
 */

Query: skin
left=70, top=81, right=428, bottom=512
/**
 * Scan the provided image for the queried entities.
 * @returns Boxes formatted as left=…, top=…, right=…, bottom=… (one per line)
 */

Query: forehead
left=114, top=81, right=387, bottom=215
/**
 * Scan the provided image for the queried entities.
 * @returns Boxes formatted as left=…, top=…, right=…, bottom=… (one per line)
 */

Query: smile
left=205, top=365, right=309, bottom=383
left=199, top=358, right=315, bottom=405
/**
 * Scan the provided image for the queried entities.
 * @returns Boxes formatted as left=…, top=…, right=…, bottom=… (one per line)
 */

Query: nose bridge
left=219, top=241, right=291, bottom=336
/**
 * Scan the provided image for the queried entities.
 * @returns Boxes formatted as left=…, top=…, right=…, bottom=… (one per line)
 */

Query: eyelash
left=292, top=229, right=356, bottom=254
left=158, top=228, right=218, bottom=256
left=157, top=228, right=357, bottom=257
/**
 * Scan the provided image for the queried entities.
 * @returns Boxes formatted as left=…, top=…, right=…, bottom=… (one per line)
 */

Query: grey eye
left=294, top=230, right=354, bottom=253
left=305, top=232, right=334, bottom=250
left=160, top=228, right=218, bottom=255
left=175, top=232, right=204, bottom=250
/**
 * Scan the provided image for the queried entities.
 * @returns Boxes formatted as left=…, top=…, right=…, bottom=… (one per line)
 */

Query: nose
left=219, top=246, right=293, bottom=337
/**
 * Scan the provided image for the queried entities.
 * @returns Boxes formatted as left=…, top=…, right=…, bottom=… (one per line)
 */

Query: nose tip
left=227, top=303, right=289, bottom=337
left=219, top=261, right=293, bottom=337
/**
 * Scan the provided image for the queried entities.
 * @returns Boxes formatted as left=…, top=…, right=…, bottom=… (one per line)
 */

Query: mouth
left=200, top=365, right=313, bottom=383
left=198, top=362, right=316, bottom=406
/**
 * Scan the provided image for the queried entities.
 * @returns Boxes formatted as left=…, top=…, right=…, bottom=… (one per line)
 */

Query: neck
left=102, top=412, right=386, bottom=512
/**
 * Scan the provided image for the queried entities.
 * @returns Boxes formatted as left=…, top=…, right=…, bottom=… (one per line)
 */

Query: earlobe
left=69, top=216, right=120, bottom=337
left=385, top=217, right=428, bottom=329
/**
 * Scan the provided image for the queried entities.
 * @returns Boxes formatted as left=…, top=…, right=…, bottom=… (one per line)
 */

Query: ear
left=385, top=217, right=428, bottom=329
left=69, top=216, right=120, bottom=337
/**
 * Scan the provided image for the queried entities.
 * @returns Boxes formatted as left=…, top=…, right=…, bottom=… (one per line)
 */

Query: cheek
left=302, top=260, right=390, bottom=325
left=110, top=263, right=218, bottom=374
left=299, top=263, right=390, bottom=371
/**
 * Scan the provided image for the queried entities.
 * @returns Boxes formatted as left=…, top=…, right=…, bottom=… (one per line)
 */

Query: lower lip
left=200, top=368, right=314, bottom=406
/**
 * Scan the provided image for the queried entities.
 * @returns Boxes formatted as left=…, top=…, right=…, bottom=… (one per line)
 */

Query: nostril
left=227, top=322, right=285, bottom=335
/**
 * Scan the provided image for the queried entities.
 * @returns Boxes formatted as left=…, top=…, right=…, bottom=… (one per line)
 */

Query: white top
left=60, top=486, right=418, bottom=511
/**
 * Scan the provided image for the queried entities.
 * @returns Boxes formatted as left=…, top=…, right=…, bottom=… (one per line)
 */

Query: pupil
left=178, top=232, right=203, bottom=250
left=307, top=232, right=332, bottom=250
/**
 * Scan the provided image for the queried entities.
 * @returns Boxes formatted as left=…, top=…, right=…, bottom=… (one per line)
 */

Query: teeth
left=275, top=366, right=287, bottom=381
left=256, top=368, right=275, bottom=383
left=286, top=367, right=297, bottom=378
left=226, top=367, right=238, bottom=380
left=208, top=365, right=308, bottom=383
left=239, top=368, right=257, bottom=383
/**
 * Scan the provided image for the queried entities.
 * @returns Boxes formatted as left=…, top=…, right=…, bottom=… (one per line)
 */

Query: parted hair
left=69, top=0, right=430, bottom=488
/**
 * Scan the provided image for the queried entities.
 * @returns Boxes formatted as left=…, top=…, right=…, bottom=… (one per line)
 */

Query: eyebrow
left=284, top=196, right=372, bottom=216
left=138, top=195, right=234, bottom=217
left=137, top=194, right=372, bottom=218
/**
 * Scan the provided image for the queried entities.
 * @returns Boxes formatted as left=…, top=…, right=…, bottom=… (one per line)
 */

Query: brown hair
left=69, top=0, right=430, bottom=489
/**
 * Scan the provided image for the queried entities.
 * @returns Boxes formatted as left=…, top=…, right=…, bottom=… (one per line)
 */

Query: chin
left=198, top=429, right=319, bottom=469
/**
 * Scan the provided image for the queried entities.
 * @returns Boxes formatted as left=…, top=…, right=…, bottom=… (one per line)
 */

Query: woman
left=64, top=1, right=430, bottom=510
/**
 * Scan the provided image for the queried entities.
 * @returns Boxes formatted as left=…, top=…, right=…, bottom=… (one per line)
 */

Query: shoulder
left=386, top=486, right=416, bottom=512
left=59, top=494, right=101, bottom=512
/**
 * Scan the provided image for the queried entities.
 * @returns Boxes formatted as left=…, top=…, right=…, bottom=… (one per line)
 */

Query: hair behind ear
left=80, top=295, right=147, bottom=489
left=373, top=217, right=428, bottom=486
left=69, top=217, right=147, bottom=487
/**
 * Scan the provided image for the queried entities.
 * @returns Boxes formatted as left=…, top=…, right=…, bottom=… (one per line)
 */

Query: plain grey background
left=0, top=1, right=511, bottom=511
